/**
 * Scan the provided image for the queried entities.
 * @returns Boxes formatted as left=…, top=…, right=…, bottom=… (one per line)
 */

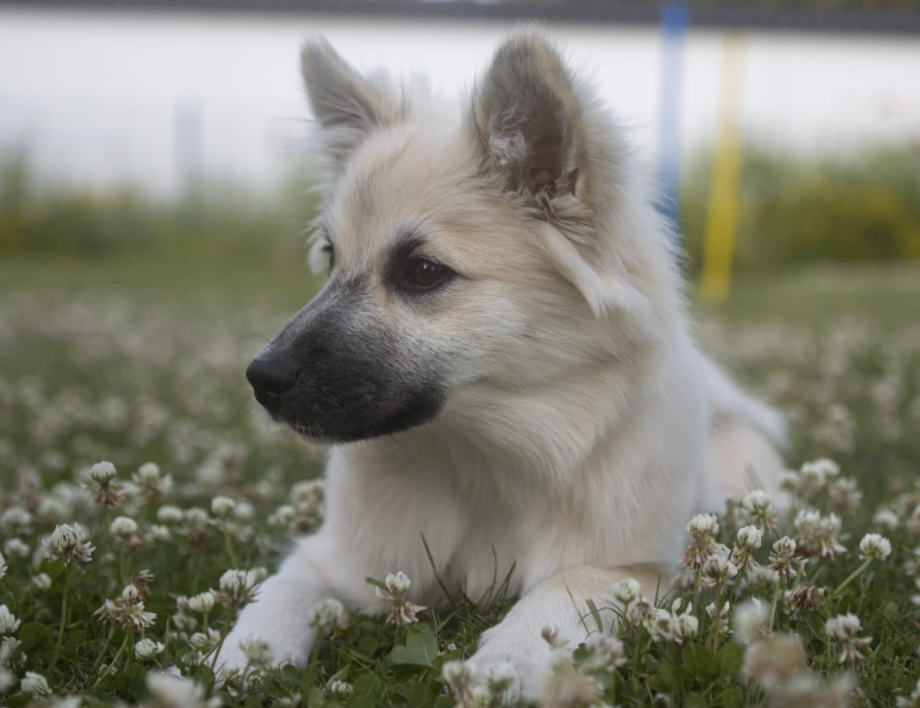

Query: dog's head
left=248, top=33, right=679, bottom=443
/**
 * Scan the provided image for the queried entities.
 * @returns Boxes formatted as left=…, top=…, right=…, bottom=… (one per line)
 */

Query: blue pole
left=656, top=1, right=689, bottom=237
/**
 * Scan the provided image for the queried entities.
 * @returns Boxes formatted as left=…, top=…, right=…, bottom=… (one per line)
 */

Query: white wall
left=2, top=7, right=919, bottom=194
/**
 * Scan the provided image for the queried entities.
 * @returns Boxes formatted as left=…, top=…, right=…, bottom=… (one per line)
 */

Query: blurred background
left=2, top=0, right=919, bottom=288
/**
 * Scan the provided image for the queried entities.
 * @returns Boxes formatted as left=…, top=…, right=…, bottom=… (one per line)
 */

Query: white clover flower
left=778, top=471, right=800, bottom=493
left=43, top=523, right=94, bottom=565
left=734, top=599, right=770, bottom=644
left=216, top=570, right=259, bottom=605
left=1, top=636, right=22, bottom=663
left=328, top=680, right=354, bottom=700
left=111, top=516, right=138, bottom=538
left=0, top=605, right=20, bottom=635
left=147, top=524, right=171, bottom=543
left=859, top=533, right=892, bottom=561
left=251, top=567, right=269, bottom=583
left=794, top=510, right=846, bottom=560
left=741, top=490, right=772, bottom=515
left=95, top=587, right=157, bottom=631
left=0, top=551, right=5, bottom=581
left=676, top=612, right=699, bottom=642
left=741, top=490, right=778, bottom=532
left=20, top=671, right=52, bottom=697
left=873, top=508, right=900, bottom=533
left=172, top=610, right=197, bottom=633
left=87, top=460, right=117, bottom=484
left=801, top=458, right=840, bottom=485
left=702, top=553, right=738, bottom=589
left=157, top=505, right=184, bottom=524
left=687, top=513, right=719, bottom=539
left=645, top=608, right=676, bottom=642
left=737, top=525, right=763, bottom=552
left=613, top=577, right=641, bottom=606
left=239, top=637, right=274, bottom=669
left=190, top=631, right=219, bottom=649
left=375, top=571, right=426, bottom=626
left=37, top=497, right=67, bottom=524
left=826, top=613, right=872, bottom=663
left=745, top=566, right=780, bottom=596
left=133, top=462, right=173, bottom=498
left=828, top=477, right=862, bottom=515
left=4, top=538, right=29, bottom=559
left=628, top=598, right=654, bottom=627
left=134, top=638, right=165, bottom=661
left=741, top=634, right=806, bottom=687
left=233, top=501, right=254, bottom=523
left=582, top=634, right=626, bottom=674
left=188, top=592, right=215, bottom=614
left=185, top=508, right=209, bottom=526
left=767, top=536, right=801, bottom=583
left=307, top=598, right=349, bottom=636
left=442, top=659, right=473, bottom=691
left=211, top=496, right=236, bottom=518
left=0, top=508, right=32, bottom=534
left=485, top=662, right=518, bottom=694
left=385, top=571, right=411, bottom=596
left=267, top=505, right=296, bottom=528
left=32, top=573, right=52, bottom=592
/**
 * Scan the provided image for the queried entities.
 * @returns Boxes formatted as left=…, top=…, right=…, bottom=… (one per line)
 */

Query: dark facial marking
left=246, top=270, right=445, bottom=442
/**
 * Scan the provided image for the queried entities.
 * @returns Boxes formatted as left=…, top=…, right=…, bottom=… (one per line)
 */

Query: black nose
left=246, top=352, right=299, bottom=411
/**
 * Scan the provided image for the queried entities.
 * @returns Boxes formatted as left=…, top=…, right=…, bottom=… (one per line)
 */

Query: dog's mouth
left=266, top=386, right=444, bottom=443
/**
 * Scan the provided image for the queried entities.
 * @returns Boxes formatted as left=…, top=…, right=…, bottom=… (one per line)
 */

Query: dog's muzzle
left=244, top=341, right=445, bottom=442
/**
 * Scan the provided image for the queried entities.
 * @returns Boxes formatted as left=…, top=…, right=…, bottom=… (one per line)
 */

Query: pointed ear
left=300, top=38, right=404, bottom=171
left=471, top=33, right=588, bottom=204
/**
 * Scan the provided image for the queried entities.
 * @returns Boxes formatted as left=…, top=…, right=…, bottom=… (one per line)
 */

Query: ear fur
left=471, top=32, right=588, bottom=204
left=300, top=38, right=407, bottom=171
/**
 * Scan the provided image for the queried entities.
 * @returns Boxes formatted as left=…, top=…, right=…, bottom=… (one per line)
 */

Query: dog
left=219, top=32, right=785, bottom=698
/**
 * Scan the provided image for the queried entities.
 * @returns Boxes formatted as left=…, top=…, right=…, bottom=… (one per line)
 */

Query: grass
left=0, top=253, right=919, bottom=707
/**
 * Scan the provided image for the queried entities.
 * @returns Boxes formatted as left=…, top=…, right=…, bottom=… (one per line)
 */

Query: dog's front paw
left=462, top=623, right=562, bottom=704
left=215, top=624, right=314, bottom=680
left=465, top=652, right=545, bottom=705
left=212, top=637, right=252, bottom=678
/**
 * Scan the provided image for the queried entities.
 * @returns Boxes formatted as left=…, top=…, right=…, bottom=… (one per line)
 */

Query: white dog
left=221, top=32, right=785, bottom=698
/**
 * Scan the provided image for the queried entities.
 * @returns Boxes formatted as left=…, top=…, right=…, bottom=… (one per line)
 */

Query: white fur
left=219, top=33, right=785, bottom=701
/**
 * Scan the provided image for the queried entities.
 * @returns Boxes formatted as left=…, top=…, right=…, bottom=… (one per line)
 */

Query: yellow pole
left=701, top=34, right=746, bottom=304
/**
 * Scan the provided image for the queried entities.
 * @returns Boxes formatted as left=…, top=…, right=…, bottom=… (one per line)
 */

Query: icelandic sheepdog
left=221, top=32, right=785, bottom=699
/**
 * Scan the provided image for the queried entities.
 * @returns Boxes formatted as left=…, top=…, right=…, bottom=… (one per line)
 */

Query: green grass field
left=0, top=254, right=919, bottom=707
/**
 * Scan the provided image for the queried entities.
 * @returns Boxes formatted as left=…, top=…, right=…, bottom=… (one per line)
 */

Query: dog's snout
left=246, top=352, right=299, bottom=411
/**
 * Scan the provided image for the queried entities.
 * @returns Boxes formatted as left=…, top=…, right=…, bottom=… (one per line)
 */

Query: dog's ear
left=472, top=33, right=639, bottom=316
left=301, top=38, right=404, bottom=171
left=471, top=33, right=588, bottom=205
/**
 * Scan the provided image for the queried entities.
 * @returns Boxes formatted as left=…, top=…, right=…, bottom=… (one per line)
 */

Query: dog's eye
left=322, top=244, right=335, bottom=271
left=400, top=258, right=453, bottom=293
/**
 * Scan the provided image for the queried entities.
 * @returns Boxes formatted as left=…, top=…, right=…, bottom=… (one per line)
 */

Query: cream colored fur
left=219, top=33, right=785, bottom=699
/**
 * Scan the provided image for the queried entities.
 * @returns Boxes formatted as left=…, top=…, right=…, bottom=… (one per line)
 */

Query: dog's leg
left=216, top=534, right=345, bottom=673
left=470, top=564, right=665, bottom=702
